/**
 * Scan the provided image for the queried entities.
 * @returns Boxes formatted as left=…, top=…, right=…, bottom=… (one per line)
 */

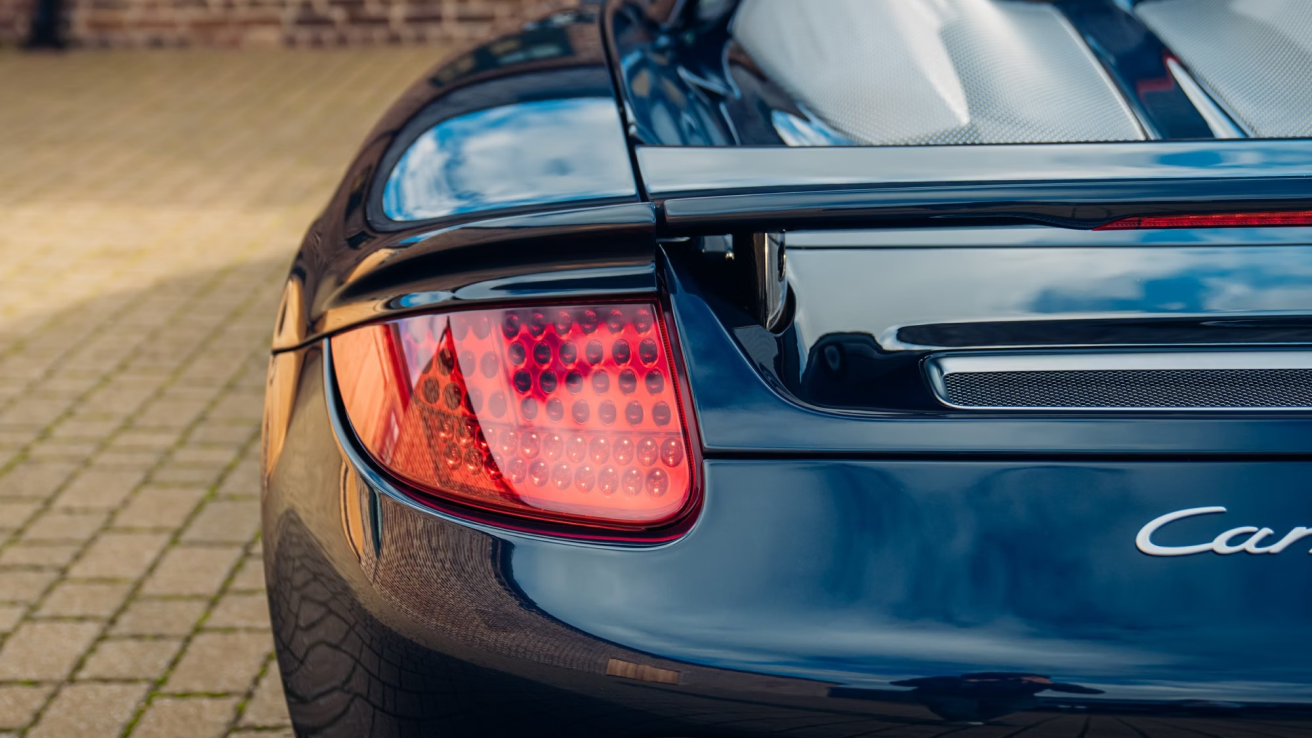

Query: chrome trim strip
left=751, top=232, right=787, bottom=330
left=1166, top=58, right=1247, bottom=140
left=933, top=350, right=1312, bottom=374
left=784, top=225, right=1312, bottom=249
left=637, top=140, right=1312, bottom=196
left=924, top=350, right=1312, bottom=412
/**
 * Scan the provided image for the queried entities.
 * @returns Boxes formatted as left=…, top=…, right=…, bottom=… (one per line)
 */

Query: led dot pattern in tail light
left=330, top=303, right=696, bottom=531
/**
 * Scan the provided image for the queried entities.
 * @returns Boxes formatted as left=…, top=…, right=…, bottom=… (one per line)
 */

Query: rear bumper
left=263, top=345, right=1312, bottom=737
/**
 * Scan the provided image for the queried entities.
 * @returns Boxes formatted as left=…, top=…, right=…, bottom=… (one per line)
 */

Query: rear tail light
left=329, top=302, right=698, bottom=535
left=1096, top=210, right=1312, bottom=230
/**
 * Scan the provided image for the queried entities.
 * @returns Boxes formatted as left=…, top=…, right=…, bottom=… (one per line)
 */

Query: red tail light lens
left=1096, top=211, right=1312, bottom=230
left=330, top=303, right=698, bottom=533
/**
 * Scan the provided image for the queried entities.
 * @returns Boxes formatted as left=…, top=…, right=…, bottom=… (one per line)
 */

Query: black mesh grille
left=942, top=369, right=1312, bottom=409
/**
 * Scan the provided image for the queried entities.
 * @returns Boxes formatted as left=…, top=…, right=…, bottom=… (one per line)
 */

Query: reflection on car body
left=262, top=1, right=1312, bottom=735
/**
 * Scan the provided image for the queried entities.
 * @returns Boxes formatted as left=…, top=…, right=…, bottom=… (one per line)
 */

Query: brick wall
left=1, top=0, right=27, bottom=44
left=0, top=0, right=570, bottom=48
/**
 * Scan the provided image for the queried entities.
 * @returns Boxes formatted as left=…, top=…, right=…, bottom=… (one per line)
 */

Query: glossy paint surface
left=666, top=253, right=1312, bottom=455
left=604, top=0, right=1223, bottom=148
left=607, top=1, right=741, bottom=146
left=525, top=460, right=1312, bottom=704
left=637, top=139, right=1312, bottom=197
left=382, top=97, right=635, bottom=221
left=784, top=224, right=1312, bottom=248
left=367, top=7, right=638, bottom=229
left=787, top=242, right=1312, bottom=353
left=659, top=176, right=1312, bottom=233
left=264, top=346, right=1312, bottom=737
left=274, top=203, right=658, bottom=351
left=263, top=3, right=1312, bottom=734
left=1055, top=0, right=1216, bottom=139
left=267, top=6, right=653, bottom=352
left=756, top=227, right=1312, bottom=416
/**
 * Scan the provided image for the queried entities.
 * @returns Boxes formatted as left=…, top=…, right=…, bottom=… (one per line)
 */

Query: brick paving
left=0, top=47, right=441, bottom=737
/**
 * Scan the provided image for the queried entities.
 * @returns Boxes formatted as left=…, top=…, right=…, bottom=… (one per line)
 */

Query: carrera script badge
left=1137, top=507, right=1312, bottom=556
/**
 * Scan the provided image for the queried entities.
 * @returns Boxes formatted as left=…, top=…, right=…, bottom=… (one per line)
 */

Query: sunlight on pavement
left=0, top=47, right=440, bottom=738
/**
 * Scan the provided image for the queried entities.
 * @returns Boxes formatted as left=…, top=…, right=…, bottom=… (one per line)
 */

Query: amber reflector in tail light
left=1096, top=211, right=1312, bottom=230
left=330, top=303, right=697, bottom=533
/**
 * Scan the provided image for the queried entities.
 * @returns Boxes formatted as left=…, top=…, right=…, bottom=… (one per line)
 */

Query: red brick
left=56, top=0, right=556, bottom=47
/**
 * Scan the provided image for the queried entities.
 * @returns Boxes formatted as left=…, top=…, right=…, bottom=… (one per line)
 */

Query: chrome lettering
left=1136, top=507, right=1312, bottom=557
left=1268, top=527, right=1312, bottom=554
left=1136, top=507, right=1227, bottom=556
left=1212, top=526, right=1261, bottom=554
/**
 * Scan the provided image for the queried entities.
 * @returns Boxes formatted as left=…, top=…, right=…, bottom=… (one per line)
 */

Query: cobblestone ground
left=0, top=47, right=440, bottom=737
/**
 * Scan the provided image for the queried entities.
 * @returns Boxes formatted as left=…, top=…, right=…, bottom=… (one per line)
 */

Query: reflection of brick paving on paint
left=0, top=47, right=440, bottom=737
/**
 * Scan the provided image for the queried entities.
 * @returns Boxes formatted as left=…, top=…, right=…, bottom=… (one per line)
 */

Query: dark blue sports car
left=261, top=1, right=1312, bottom=735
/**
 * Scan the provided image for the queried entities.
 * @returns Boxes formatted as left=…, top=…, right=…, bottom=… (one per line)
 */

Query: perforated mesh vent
left=1137, top=0, right=1312, bottom=137
left=733, top=0, right=1145, bottom=146
left=942, top=369, right=1312, bottom=409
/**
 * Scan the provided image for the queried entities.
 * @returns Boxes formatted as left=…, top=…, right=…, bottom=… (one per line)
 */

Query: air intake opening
left=925, top=351, right=1312, bottom=411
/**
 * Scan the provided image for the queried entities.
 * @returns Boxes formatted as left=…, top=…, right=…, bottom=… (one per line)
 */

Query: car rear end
left=262, top=1, right=1312, bottom=735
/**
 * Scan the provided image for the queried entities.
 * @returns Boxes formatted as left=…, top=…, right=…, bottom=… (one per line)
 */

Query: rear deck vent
left=926, top=353, right=1312, bottom=411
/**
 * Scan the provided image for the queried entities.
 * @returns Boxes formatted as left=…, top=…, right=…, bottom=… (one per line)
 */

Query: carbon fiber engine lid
left=732, top=0, right=1146, bottom=146
left=1137, top=0, right=1312, bottom=138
